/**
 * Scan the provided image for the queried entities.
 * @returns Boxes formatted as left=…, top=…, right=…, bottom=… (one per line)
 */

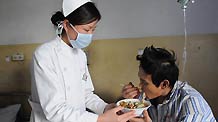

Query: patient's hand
left=122, top=82, right=140, bottom=99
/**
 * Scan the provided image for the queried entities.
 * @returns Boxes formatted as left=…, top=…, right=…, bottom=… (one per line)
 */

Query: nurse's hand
left=129, top=110, right=152, bottom=122
left=98, top=106, right=136, bottom=122
left=103, top=103, right=116, bottom=112
left=122, top=82, right=140, bottom=99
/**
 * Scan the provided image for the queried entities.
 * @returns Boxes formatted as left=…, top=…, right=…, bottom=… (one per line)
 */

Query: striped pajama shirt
left=148, top=81, right=216, bottom=122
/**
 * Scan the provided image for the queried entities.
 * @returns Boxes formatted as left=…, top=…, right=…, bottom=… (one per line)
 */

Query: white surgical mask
left=68, top=24, right=93, bottom=49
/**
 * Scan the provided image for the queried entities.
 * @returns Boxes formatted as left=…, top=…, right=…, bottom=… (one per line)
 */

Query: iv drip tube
left=177, top=0, right=195, bottom=78
left=182, top=9, right=187, bottom=77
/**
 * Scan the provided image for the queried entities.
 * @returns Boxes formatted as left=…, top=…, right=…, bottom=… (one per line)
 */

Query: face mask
left=68, top=24, right=93, bottom=49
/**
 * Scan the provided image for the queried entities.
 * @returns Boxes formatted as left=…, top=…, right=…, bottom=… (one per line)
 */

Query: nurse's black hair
left=137, top=46, right=179, bottom=88
left=51, top=2, right=101, bottom=26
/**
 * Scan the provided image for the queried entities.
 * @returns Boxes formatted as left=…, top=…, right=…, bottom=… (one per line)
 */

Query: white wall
left=95, top=0, right=218, bottom=39
left=0, top=0, right=61, bottom=45
left=0, top=0, right=217, bottom=44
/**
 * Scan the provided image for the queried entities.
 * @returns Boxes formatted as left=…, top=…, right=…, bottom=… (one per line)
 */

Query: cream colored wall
left=0, top=44, right=39, bottom=93
left=0, top=34, right=217, bottom=117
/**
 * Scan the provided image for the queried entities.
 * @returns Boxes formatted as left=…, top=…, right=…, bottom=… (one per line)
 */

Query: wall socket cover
left=12, top=53, right=24, bottom=61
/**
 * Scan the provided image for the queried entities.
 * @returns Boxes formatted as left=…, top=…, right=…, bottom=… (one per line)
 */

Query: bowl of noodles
left=116, top=99, right=151, bottom=116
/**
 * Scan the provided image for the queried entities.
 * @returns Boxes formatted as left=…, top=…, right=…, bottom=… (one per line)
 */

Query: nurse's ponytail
left=51, top=11, right=65, bottom=26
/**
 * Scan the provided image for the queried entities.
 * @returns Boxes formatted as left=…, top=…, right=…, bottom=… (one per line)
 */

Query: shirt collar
left=162, top=81, right=186, bottom=104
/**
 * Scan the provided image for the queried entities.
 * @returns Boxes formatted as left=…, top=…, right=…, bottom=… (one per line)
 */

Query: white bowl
left=116, top=99, right=151, bottom=116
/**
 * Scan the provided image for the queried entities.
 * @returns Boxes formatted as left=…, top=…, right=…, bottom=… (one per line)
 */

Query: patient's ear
left=160, top=80, right=170, bottom=89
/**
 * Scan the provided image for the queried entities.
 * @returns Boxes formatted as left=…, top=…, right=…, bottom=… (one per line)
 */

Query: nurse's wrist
left=103, top=103, right=116, bottom=113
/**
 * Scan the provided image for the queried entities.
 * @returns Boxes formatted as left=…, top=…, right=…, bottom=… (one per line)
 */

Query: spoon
left=138, top=91, right=144, bottom=102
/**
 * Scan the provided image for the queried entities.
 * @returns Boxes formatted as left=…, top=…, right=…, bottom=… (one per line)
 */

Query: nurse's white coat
left=29, top=37, right=107, bottom=122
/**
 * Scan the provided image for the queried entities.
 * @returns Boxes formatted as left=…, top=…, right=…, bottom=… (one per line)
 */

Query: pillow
left=0, top=104, right=21, bottom=122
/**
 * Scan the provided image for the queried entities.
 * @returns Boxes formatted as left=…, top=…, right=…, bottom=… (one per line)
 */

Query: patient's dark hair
left=137, top=46, right=179, bottom=87
left=51, top=2, right=101, bottom=26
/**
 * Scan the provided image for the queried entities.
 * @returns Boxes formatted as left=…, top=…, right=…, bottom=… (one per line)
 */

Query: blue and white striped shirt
left=148, top=81, right=216, bottom=122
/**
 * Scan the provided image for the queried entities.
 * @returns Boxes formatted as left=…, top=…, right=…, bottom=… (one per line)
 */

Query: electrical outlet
left=12, top=53, right=24, bottom=61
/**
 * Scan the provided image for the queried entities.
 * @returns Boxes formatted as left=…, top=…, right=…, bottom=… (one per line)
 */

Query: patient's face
left=138, top=67, right=162, bottom=99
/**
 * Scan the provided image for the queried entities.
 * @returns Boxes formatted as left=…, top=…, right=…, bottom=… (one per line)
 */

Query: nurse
left=29, top=0, right=136, bottom=122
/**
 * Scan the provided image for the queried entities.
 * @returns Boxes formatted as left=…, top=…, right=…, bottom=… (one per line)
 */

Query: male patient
left=121, top=46, right=216, bottom=122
